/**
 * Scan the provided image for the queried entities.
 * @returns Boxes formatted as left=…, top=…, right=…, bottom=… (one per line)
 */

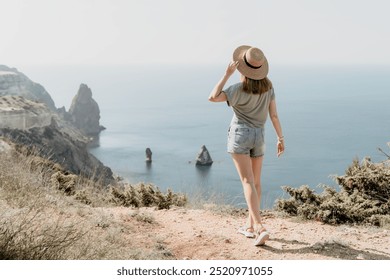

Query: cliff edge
left=0, top=65, right=113, bottom=184
left=0, top=119, right=114, bottom=184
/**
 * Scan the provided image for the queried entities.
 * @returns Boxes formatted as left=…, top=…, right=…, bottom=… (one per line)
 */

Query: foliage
left=276, top=155, right=390, bottom=226
left=109, top=183, right=187, bottom=210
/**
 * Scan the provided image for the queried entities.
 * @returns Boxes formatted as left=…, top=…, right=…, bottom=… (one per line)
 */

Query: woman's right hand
left=225, top=61, right=238, bottom=77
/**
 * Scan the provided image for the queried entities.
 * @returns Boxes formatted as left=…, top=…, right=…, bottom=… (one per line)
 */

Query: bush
left=337, top=158, right=390, bottom=202
left=0, top=207, right=86, bottom=260
left=276, top=156, right=390, bottom=226
left=0, top=150, right=89, bottom=259
left=109, top=183, right=187, bottom=209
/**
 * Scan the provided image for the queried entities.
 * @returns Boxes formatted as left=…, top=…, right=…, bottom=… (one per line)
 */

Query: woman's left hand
left=277, top=139, right=285, bottom=157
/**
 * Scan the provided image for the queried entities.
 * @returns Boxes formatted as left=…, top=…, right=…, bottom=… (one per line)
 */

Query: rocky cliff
left=0, top=65, right=104, bottom=137
left=0, top=65, right=113, bottom=185
left=0, top=96, right=52, bottom=130
left=0, top=65, right=56, bottom=110
left=0, top=120, right=114, bottom=184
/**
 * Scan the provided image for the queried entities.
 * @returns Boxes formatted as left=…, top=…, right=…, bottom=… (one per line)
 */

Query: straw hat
left=233, top=45, right=269, bottom=80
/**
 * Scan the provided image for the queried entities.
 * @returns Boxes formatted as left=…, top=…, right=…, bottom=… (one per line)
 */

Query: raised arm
left=208, top=61, right=238, bottom=102
left=269, top=99, right=285, bottom=157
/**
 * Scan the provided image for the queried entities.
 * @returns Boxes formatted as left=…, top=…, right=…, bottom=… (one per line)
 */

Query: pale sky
left=1, top=0, right=389, bottom=67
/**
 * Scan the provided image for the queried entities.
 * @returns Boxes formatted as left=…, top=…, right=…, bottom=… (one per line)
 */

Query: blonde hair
left=242, top=76, right=272, bottom=94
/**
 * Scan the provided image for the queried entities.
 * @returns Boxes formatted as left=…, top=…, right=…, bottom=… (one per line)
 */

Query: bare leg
left=232, top=154, right=269, bottom=245
left=247, top=156, right=263, bottom=229
left=231, top=154, right=263, bottom=227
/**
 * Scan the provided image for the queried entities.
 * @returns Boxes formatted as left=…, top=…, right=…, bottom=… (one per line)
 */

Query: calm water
left=23, top=64, right=390, bottom=208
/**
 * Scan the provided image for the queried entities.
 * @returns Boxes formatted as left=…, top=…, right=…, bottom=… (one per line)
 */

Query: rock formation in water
left=0, top=65, right=56, bottom=110
left=145, top=148, right=152, bottom=163
left=68, top=84, right=105, bottom=136
left=195, top=145, right=213, bottom=166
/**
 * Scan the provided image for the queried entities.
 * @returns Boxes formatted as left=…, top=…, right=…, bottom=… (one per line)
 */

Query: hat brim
left=233, top=45, right=269, bottom=80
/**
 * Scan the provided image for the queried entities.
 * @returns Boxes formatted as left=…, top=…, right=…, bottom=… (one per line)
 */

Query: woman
left=208, top=45, right=284, bottom=246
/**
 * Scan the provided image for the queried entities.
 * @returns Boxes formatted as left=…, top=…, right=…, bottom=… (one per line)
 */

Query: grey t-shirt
left=223, top=82, right=275, bottom=128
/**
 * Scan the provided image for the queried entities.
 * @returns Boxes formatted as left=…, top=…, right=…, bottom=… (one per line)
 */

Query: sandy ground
left=107, top=206, right=390, bottom=260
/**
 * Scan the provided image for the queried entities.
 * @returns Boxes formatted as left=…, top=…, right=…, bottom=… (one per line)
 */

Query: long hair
left=242, top=76, right=272, bottom=94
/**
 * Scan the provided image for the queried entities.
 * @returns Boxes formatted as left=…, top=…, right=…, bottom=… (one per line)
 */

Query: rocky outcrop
left=195, top=145, right=213, bottom=166
left=0, top=120, right=114, bottom=185
left=0, top=96, right=52, bottom=130
left=0, top=95, right=88, bottom=144
left=68, top=84, right=105, bottom=136
left=0, top=65, right=112, bottom=185
left=0, top=66, right=104, bottom=138
left=0, top=65, right=56, bottom=110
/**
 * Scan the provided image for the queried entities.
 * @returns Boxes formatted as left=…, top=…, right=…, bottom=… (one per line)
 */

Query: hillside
left=0, top=148, right=389, bottom=260
left=0, top=65, right=113, bottom=184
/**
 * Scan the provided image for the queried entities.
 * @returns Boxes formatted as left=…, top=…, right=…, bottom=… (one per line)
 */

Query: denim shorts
left=227, top=123, right=265, bottom=157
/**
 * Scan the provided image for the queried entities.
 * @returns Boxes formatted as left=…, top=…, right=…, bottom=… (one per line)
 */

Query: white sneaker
left=237, top=226, right=255, bottom=238
left=254, top=230, right=270, bottom=246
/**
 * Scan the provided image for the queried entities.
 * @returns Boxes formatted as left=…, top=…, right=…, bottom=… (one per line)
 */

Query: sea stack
left=68, top=84, right=105, bottom=136
left=195, top=145, right=213, bottom=166
left=145, top=148, right=152, bottom=163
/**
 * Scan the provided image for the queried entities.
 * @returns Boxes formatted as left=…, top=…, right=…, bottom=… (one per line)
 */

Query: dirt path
left=108, top=206, right=390, bottom=260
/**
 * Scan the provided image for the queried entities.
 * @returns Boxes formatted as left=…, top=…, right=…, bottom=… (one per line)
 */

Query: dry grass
left=0, top=146, right=187, bottom=260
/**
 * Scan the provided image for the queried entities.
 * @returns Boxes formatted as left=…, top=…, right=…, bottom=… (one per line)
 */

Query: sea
left=22, top=64, right=390, bottom=209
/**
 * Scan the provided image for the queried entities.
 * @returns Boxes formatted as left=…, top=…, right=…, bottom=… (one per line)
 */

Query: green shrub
left=276, top=157, right=390, bottom=226
left=109, top=183, right=187, bottom=209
